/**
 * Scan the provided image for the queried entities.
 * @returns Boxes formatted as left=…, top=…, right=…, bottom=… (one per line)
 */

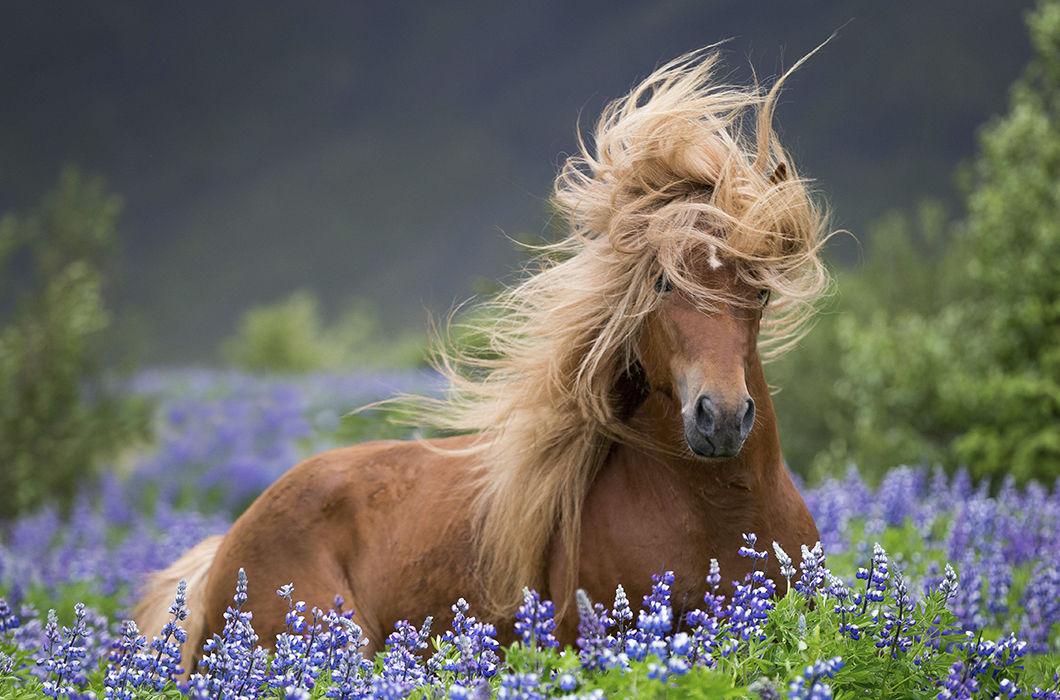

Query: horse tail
left=134, top=534, right=224, bottom=679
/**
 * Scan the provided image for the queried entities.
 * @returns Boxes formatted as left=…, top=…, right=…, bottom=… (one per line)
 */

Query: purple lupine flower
left=555, top=672, right=578, bottom=693
left=377, top=617, right=433, bottom=694
left=795, top=542, right=828, bottom=598
left=575, top=589, right=613, bottom=672
left=270, top=585, right=310, bottom=690
left=632, top=570, right=675, bottom=661
left=435, top=598, right=499, bottom=685
left=773, top=542, right=796, bottom=592
left=740, top=533, right=769, bottom=570
left=496, top=671, right=543, bottom=700
left=610, top=584, right=634, bottom=651
left=37, top=603, right=91, bottom=698
left=324, top=615, right=372, bottom=700
left=787, top=656, right=843, bottom=699
left=189, top=568, right=269, bottom=698
left=938, top=659, right=979, bottom=699
left=723, top=535, right=776, bottom=651
left=875, top=570, right=915, bottom=657
left=514, top=588, right=557, bottom=651
left=0, top=597, right=19, bottom=636
left=103, top=619, right=147, bottom=699
left=727, top=569, right=776, bottom=649
left=855, top=543, right=889, bottom=614
left=683, top=561, right=729, bottom=666
left=1020, top=561, right=1060, bottom=653
left=938, top=564, right=959, bottom=604
left=141, top=578, right=188, bottom=689
left=827, top=574, right=861, bottom=641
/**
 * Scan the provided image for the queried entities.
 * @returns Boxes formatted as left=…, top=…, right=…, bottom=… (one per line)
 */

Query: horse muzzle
left=682, top=394, right=755, bottom=458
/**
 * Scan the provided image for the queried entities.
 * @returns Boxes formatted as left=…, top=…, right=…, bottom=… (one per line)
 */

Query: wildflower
left=828, top=574, right=861, bottom=641
left=795, top=542, right=828, bottom=598
left=103, top=619, right=147, bottom=698
left=497, top=671, right=543, bottom=700
left=938, top=659, right=979, bottom=699
left=938, top=563, right=959, bottom=603
left=855, top=543, right=889, bottom=614
left=574, top=589, right=613, bottom=672
left=787, top=656, right=843, bottom=699
left=514, top=588, right=558, bottom=651
left=324, top=616, right=372, bottom=699
left=0, top=597, right=19, bottom=636
left=610, top=584, right=633, bottom=649
left=633, top=571, right=675, bottom=661
left=141, top=578, right=188, bottom=689
left=875, top=570, right=914, bottom=657
left=773, top=542, right=796, bottom=591
left=555, top=672, right=578, bottom=693
left=703, top=558, right=727, bottom=617
left=37, top=603, right=91, bottom=698
left=1020, top=561, right=1060, bottom=653
left=189, top=568, right=269, bottom=698
left=377, top=617, right=434, bottom=694
left=435, top=598, right=500, bottom=684
left=728, top=568, right=776, bottom=647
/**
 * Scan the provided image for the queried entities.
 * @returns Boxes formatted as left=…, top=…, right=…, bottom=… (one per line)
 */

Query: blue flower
left=574, top=589, right=614, bottom=672
left=435, top=598, right=500, bottom=684
left=795, top=542, right=828, bottom=598
left=514, top=588, right=557, bottom=651
left=787, top=656, right=843, bottom=699
left=189, top=568, right=269, bottom=698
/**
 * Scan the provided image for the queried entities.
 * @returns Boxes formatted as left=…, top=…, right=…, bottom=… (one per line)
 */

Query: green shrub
left=221, top=290, right=426, bottom=372
left=0, top=167, right=150, bottom=519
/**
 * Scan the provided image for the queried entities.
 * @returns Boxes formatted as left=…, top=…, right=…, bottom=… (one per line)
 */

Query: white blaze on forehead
left=708, top=243, right=723, bottom=270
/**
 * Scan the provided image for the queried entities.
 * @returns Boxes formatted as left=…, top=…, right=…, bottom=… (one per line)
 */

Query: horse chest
left=570, top=454, right=762, bottom=605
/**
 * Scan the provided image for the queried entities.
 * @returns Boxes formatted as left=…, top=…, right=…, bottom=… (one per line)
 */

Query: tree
left=802, top=0, right=1060, bottom=483
left=0, top=167, right=149, bottom=518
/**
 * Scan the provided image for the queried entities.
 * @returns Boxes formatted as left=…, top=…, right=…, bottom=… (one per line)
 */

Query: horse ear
left=768, top=162, right=788, bottom=184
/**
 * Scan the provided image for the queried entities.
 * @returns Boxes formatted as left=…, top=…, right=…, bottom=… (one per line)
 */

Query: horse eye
left=757, top=289, right=771, bottom=306
left=655, top=274, right=674, bottom=294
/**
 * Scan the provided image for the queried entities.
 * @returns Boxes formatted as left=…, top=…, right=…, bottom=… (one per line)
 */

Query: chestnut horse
left=136, top=48, right=831, bottom=667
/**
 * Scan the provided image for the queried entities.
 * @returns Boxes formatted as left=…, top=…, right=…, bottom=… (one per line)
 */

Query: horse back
left=201, top=435, right=483, bottom=653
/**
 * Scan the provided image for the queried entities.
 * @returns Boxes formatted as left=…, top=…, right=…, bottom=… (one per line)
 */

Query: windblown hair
left=419, top=48, right=832, bottom=615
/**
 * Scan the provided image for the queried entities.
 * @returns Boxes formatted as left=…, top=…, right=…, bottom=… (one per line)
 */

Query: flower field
left=1, top=369, right=1058, bottom=698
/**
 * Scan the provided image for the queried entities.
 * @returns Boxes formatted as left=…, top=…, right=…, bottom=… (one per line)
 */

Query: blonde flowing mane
left=416, top=48, right=832, bottom=615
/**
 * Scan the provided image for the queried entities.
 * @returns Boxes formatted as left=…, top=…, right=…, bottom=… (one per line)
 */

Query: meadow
left=0, top=368, right=1058, bottom=698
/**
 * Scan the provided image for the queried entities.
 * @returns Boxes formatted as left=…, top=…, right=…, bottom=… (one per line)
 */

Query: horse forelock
left=409, top=48, right=834, bottom=616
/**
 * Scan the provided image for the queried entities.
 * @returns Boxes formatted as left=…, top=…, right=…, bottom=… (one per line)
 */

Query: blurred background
left=4, top=0, right=1060, bottom=520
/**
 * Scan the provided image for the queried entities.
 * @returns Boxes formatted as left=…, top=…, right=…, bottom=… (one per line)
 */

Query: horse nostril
left=694, top=395, right=715, bottom=435
left=740, top=398, right=756, bottom=439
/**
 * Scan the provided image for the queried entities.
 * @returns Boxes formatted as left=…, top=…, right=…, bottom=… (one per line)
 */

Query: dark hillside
left=0, top=1, right=1034, bottom=361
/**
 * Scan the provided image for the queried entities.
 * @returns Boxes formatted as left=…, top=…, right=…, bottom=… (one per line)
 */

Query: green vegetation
left=772, top=0, right=1060, bottom=485
left=0, top=167, right=150, bottom=519
left=221, top=290, right=426, bottom=372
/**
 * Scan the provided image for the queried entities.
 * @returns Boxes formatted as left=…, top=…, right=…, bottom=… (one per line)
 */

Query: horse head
left=638, top=251, right=769, bottom=459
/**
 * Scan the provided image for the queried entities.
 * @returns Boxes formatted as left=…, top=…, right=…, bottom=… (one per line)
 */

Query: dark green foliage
left=0, top=167, right=150, bottom=519
left=774, top=0, right=1060, bottom=484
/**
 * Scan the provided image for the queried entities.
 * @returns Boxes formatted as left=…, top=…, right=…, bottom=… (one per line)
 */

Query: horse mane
left=411, top=48, right=833, bottom=616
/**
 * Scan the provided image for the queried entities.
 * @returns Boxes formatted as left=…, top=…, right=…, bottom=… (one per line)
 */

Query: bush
left=0, top=167, right=150, bottom=519
left=221, top=290, right=426, bottom=372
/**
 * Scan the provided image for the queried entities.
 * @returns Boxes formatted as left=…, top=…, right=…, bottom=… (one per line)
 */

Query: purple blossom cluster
left=3, top=533, right=1058, bottom=698
left=804, top=465, right=1060, bottom=650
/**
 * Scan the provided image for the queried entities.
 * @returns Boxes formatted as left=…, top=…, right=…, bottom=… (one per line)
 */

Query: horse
left=135, top=47, right=832, bottom=668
